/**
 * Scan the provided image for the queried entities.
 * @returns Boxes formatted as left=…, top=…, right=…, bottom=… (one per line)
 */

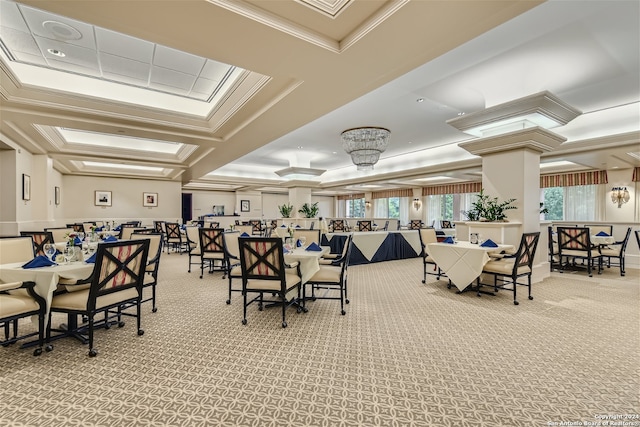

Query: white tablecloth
left=426, top=241, right=514, bottom=291
left=284, top=247, right=328, bottom=284
left=0, top=261, right=94, bottom=326
left=591, top=235, right=615, bottom=246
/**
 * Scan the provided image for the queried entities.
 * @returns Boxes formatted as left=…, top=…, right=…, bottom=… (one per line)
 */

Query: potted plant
left=461, top=188, right=517, bottom=222
left=298, top=202, right=319, bottom=218
left=278, top=203, right=294, bottom=218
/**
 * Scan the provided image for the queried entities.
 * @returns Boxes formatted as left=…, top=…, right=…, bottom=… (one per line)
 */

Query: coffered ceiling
left=1, top=0, right=638, bottom=195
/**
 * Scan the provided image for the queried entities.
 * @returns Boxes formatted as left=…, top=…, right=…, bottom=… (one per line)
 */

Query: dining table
left=426, top=241, right=515, bottom=292
left=590, top=234, right=616, bottom=246
left=284, top=246, right=329, bottom=285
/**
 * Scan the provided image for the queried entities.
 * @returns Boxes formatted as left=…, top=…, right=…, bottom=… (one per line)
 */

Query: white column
left=289, top=187, right=311, bottom=218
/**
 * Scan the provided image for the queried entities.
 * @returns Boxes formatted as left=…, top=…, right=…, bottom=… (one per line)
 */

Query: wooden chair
left=20, top=231, right=54, bottom=257
left=208, top=221, right=220, bottom=229
left=332, top=220, right=346, bottom=232
left=45, top=227, right=74, bottom=245
left=164, top=222, right=185, bottom=253
left=599, top=227, right=632, bottom=276
left=303, top=234, right=353, bottom=315
left=440, top=220, right=453, bottom=229
left=131, top=232, right=163, bottom=312
left=409, top=220, right=422, bottom=230
left=557, top=227, right=602, bottom=277
left=118, top=223, right=139, bottom=240
left=418, top=228, right=444, bottom=283
left=199, top=228, right=226, bottom=278
left=238, top=237, right=302, bottom=328
left=478, top=232, right=540, bottom=305
left=382, top=220, right=389, bottom=231
left=249, top=220, right=264, bottom=236
left=358, top=220, right=372, bottom=232
left=222, top=231, right=242, bottom=304
left=47, top=239, right=149, bottom=357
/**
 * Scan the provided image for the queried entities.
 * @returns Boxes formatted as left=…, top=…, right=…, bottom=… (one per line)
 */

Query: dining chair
left=585, top=224, right=613, bottom=236
left=332, top=219, right=345, bottom=232
left=0, top=236, right=36, bottom=264
left=478, top=232, right=540, bottom=305
left=636, top=230, right=640, bottom=251
left=440, top=220, right=453, bottom=229
left=303, top=234, right=353, bottom=315
left=382, top=220, right=389, bottom=231
left=249, top=220, right=263, bottom=236
left=47, top=239, right=149, bottom=357
left=418, top=228, right=443, bottom=283
left=45, top=227, right=74, bottom=244
left=19, top=231, right=54, bottom=257
left=599, top=227, right=632, bottom=276
left=0, top=280, right=49, bottom=356
left=130, top=232, right=164, bottom=312
left=199, top=228, right=226, bottom=279
left=557, top=227, right=602, bottom=277
left=547, top=226, right=559, bottom=272
left=118, top=223, right=139, bottom=239
left=235, top=224, right=253, bottom=236
left=238, top=237, right=302, bottom=328
left=66, top=223, right=84, bottom=233
left=358, top=220, right=372, bottom=232
left=208, top=221, right=220, bottom=229
left=222, top=231, right=242, bottom=304
left=82, top=222, right=97, bottom=233
left=409, top=220, right=423, bottom=230
left=185, top=225, right=201, bottom=273
left=164, top=222, right=185, bottom=253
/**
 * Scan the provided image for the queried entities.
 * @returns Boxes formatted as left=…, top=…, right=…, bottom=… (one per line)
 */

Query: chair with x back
left=199, top=228, right=226, bottom=279
left=557, top=227, right=602, bottom=277
left=185, top=225, right=201, bottom=273
left=418, top=228, right=443, bottom=283
left=222, top=231, right=241, bottom=304
left=164, top=222, right=184, bottom=253
left=358, top=220, right=372, bottom=232
left=20, top=231, right=54, bottom=257
left=131, top=232, right=163, bottom=312
left=599, top=227, right=632, bottom=276
left=478, top=232, right=540, bottom=305
left=409, top=220, right=423, bottom=230
left=47, top=239, right=149, bottom=357
left=332, top=220, right=346, bottom=232
left=238, top=237, right=302, bottom=328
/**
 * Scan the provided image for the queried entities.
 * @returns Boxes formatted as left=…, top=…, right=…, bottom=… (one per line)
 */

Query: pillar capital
left=458, top=127, right=566, bottom=157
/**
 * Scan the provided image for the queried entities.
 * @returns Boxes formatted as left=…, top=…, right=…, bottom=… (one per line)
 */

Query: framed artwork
left=143, top=192, right=158, bottom=207
left=54, top=186, right=60, bottom=205
left=241, top=200, right=250, bottom=212
left=94, top=190, right=112, bottom=206
left=22, top=174, right=30, bottom=200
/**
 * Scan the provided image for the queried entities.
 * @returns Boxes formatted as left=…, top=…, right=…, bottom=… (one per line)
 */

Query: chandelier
left=611, top=186, right=630, bottom=208
left=341, top=127, right=390, bottom=171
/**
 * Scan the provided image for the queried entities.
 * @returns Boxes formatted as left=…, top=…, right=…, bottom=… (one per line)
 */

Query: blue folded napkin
left=103, top=235, right=118, bottom=242
left=85, top=252, right=97, bottom=264
left=442, top=236, right=454, bottom=244
left=480, top=239, right=498, bottom=248
left=596, top=231, right=609, bottom=236
left=114, top=225, right=121, bottom=231
left=295, top=225, right=301, bottom=228
left=95, top=226, right=104, bottom=231
left=296, top=239, right=303, bottom=247
left=281, top=224, right=286, bottom=227
left=283, top=247, right=290, bottom=254
left=22, top=255, right=56, bottom=269
left=240, top=232, right=250, bottom=237
left=74, top=236, right=82, bottom=245
left=305, top=242, right=322, bottom=251
left=373, top=224, right=377, bottom=226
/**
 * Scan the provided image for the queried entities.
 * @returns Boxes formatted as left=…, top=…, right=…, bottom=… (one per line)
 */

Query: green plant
left=539, top=202, right=549, bottom=215
left=461, top=188, right=517, bottom=222
left=298, top=202, right=319, bottom=218
left=278, top=203, right=294, bottom=218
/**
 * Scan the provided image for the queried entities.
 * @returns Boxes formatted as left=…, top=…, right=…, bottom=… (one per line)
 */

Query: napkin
left=296, top=239, right=303, bottom=247
left=74, top=236, right=82, bottom=245
left=480, top=239, right=498, bottom=248
left=240, top=232, right=250, bottom=237
left=295, top=225, right=301, bottom=228
left=281, top=224, right=286, bottom=227
left=113, top=225, right=121, bottom=231
left=85, top=252, right=97, bottom=264
left=442, top=236, right=454, bottom=244
left=596, top=231, right=609, bottom=236
left=103, top=235, right=118, bottom=242
left=95, top=226, right=104, bottom=231
left=305, top=242, right=322, bottom=252
left=283, top=247, right=290, bottom=254
left=22, top=255, right=56, bottom=269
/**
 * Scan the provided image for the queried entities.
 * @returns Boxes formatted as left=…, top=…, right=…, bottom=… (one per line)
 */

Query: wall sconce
left=413, top=198, right=422, bottom=210
left=365, top=200, right=371, bottom=209
left=611, top=186, right=630, bottom=208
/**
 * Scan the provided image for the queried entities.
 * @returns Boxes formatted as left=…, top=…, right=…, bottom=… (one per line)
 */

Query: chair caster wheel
left=421, top=280, right=426, bottom=284
left=104, top=323, right=111, bottom=330
left=341, top=310, right=346, bottom=315
left=282, top=321, right=287, bottom=328
left=33, top=348, right=43, bottom=356
left=45, top=344, right=53, bottom=352
left=258, top=305, right=263, bottom=311
left=118, top=321, right=125, bottom=328
left=88, top=349, right=97, bottom=357
left=242, top=319, right=247, bottom=325
left=152, top=307, right=158, bottom=313
left=528, top=296, right=533, bottom=300
left=302, top=307, right=309, bottom=313
left=345, top=299, right=350, bottom=304
left=137, top=329, right=144, bottom=336
left=514, top=301, right=519, bottom=305
left=226, top=300, right=231, bottom=305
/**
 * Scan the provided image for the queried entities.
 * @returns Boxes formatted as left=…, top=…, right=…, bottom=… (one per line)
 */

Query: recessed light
left=297, top=146, right=303, bottom=149
left=47, top=49, right=65, bottom=57
left=332, top=151, right=337, bottom=154
left=416, top=98, right=424, bottom=103
left=457, top=112, right=465, bottom=116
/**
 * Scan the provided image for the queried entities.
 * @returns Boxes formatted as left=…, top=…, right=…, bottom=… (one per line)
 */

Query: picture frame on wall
left=54, top=186, right=60, bottom=205
left=143, top=192, right=158, bottom=207
left=94, top=190, right=112, bottom=206
left=22, top=174, right=30, bottom=200
left=241, top=200, right=250, bottom=212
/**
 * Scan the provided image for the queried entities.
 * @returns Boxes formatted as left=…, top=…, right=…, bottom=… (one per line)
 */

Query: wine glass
left=298, top=236, right=307, bottom=249
left=43, top=243, right=56, bottom=262
left=63, top=246, right=75, bottom=264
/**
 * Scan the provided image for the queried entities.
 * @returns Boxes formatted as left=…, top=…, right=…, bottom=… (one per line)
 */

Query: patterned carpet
left=1, top=252, right=638, bottom=427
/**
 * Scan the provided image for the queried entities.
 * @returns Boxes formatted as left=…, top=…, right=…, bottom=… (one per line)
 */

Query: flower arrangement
left=65, top=232, right=78, bottom=246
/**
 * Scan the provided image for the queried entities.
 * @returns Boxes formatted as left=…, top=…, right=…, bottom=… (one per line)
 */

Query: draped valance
left=540, top=170, right=608, bottom=188
left=336, top=193, right=365, bottom=200
left=421, top=182, right=481, bottom=196
left=371, top=189, right=413, bottom=199
left=632, top=167, right=640, bottom=182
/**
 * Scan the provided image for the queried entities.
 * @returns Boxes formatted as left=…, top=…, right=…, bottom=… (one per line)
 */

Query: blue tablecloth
left=321, top=230, right=421, bottom=265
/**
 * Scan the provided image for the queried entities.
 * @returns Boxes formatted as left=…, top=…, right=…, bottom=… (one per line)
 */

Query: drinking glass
left=63, top=246, right=75, bottom=264
left=44, top=243, right=56, bottom=262
left=298, top=236, right=307, bottom=249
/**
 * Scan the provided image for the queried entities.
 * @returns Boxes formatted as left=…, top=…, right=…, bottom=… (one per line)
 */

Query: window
left=541, top=187, right=563, bottom=220
left=345, top=198, right=365, bottom=218
left=426, top=193, right=478, bottom=226
left=542, top=184, right=602, bottom=221
left=374, top=197, right=400, bottom=218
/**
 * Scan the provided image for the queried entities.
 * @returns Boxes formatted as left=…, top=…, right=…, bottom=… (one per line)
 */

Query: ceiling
left=1, top=0, right=638, bottom=195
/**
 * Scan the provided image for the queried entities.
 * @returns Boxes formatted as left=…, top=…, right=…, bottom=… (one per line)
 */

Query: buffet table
left=321, top=230, right=421, bottom=265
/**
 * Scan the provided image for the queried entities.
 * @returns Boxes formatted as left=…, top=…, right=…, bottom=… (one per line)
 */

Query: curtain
left=564, top=184, right=603, bottom=221
left=374, top=199, right=387, bottom=218
left=422, top=182, right=481, bottom=196
left=425, top=195, right=442, bottom=227
left=541, top=170, right=608, bottom=188
left=399, top=197, right=409, bottom=226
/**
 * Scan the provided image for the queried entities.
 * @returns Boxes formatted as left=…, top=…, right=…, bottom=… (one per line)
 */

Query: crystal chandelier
left=341, top=127, right=390, bottom=171
left=611, top=186, right=630, bottom=208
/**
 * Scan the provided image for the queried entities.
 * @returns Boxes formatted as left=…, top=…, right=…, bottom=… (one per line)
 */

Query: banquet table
left=0, top=260, right=94, bottom=326
left=284, top=246, right=328, bottom=285
left=321, top=230, right=421, bottom=265
left=426, top=241, right=515, bottom=292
